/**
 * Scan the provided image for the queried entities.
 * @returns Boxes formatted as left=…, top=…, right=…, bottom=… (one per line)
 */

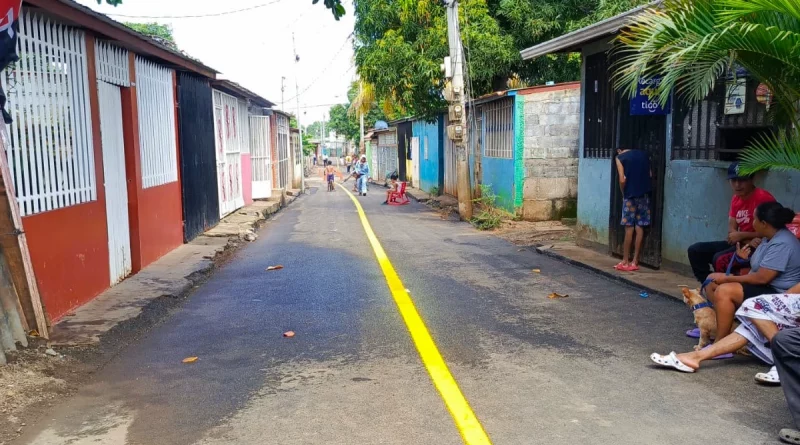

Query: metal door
left=250, top=116, right=272, bottom=199
left=213, top=90, right=244, bottom=217
left=98, top=81, right=131, bottom=284
left=276, top=114, right=290, bottom=189
left=443, top=116, right=458, bottom=197
left=609, top=96, right=667, bottom=268
left=410, top=137, right=420, bottom=187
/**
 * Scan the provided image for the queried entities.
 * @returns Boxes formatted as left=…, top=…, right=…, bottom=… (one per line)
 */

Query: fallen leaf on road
left=266, top=265, right=284, bottom=271
left=547, top=292, right=568, bottom=299
left=182, top=357, right=199, bottom=363
left=29, top=330, right=39, bottom=337
left=283, top=331, right=295, bottom=338
left=532, top=269, right=541, bottom=273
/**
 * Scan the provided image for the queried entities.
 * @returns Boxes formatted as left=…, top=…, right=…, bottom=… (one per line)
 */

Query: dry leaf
left=532, top=269, right=541, bottom=273
left=266, top=265, right=284, bottom=271
left=547, top=292, right=568, bottom=299
left=283, top=331, right=295, bottom=338
left=29, top=330, right=39, bottom=337
left=182, top=356, right=199, bottom=363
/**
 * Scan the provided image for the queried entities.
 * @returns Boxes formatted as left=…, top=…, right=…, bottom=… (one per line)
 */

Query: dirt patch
left=494, top=220, right=576, bottom=246
left=0, top=340, right=90, bottom=443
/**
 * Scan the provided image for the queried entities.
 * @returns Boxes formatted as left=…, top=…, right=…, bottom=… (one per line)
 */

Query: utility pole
left=359, top=81, right=365, bottom=155
left=292, top=33, right=305, bottom=194
left=281, top=76, right=286, bottom=111
left=444, top=0, right=472, bottom=220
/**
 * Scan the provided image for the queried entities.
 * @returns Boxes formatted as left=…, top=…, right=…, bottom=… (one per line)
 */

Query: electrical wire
left=106, top=0, right=285, bottom=19
left=284, top=32, right=354, bottom=103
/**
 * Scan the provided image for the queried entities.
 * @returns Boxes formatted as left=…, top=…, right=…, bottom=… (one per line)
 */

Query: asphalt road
left=19, top=177, right=793, bottom=445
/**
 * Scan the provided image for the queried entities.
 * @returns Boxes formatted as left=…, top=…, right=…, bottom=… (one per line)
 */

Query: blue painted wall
left=576, top=158, right=612, bottom=246
left=662, top=161, right=800, bottom=266
left=479, top=95, right=518, bottom=213
left=412, top=116, right=444, bottom=194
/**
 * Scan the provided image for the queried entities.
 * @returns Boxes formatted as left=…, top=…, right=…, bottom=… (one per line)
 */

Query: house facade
left=520, top=3, right=800, bottom=272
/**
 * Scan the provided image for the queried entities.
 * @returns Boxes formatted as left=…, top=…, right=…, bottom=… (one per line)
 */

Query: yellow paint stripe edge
left=337, top=184, right=491, bottom=445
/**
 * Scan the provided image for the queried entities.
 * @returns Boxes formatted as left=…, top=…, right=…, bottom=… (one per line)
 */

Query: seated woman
left=651, top=280, right=800, bottom=380
left=652, top=202, right=800, bottom=381
left=699, top=202, right=800, bottom=345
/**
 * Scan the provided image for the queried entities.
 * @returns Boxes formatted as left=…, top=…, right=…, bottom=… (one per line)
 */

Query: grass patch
left=470, top=185, right=510, bottom=230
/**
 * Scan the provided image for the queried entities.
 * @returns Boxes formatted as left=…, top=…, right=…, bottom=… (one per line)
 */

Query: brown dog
left=681, top=287, right=717, bottom=350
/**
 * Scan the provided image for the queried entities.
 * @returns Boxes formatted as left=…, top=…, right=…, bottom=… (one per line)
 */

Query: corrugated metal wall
left=178, top=73, right=219, bottom=242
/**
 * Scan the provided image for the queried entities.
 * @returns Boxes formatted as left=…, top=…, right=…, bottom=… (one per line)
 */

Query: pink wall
left=241, top=153, right=253, bottom=205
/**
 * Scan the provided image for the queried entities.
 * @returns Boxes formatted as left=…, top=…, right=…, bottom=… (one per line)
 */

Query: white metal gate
left=249, top=115, right=272, bottom=199
left=276, top=114, right=290, bottom=189
left=444, top=116, right=458, bottom=197
left=377, top=130, right=398, bottom=183
left=410, top=136, right=420, bottom=188
left=98, top=81, right=131, bottom=284
left=213, top=90, right=244, bottom=217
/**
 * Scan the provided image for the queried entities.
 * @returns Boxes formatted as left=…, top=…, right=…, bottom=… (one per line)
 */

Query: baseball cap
left=727, top=162, right=752, bottom=180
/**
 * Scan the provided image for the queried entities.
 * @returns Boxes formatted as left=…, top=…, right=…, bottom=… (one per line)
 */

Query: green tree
left=327, top=82, right=388, bottom=147
left=354, top=0, right=516, bottom=120
left=490, top=0, right=650, bottom=85
left=314, top=0, right=346, bottom=20
left=123, top=22, right=178, bottom=50
left=612, top=0, right=800, bottom=174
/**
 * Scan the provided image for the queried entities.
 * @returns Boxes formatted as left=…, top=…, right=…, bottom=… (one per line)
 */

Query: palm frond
left=738, top=131, right=800, bottom=175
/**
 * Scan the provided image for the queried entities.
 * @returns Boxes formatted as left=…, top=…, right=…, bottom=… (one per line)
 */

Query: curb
left=533, top=245, right=680, bottom=302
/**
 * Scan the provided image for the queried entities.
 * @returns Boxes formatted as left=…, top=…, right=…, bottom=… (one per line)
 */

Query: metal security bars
left=276, top=114, right=290, bottom=189
left=483, top=98, right=513, bottom=159
left=1, top=10, right=96, bottom=216
left=95, top=40, right=129, bottom=87
left=377, top=129, right=397, bottom=182
left=583, top=52, right=617, bottom=159
left=250, top=116, right=271, bottom=182
left=236, top=100, right=249, bottom=154
left=213, top=90, right=244, bottom=216
left=135, top=57, right=178, bottom=188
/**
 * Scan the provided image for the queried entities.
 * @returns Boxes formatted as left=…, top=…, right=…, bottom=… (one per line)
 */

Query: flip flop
left=686, top=327, right=701, bottom=338
left=627, top=264, right=641, bottom=271
left=614, top=262, right=627, bottom=270
left=650, top=352, right=695, bottom=373
left=755, top=366, right=780, bottom=385
left=780, top=428, right=800, bottom=444
left=701, top=344, right=733, bottom=360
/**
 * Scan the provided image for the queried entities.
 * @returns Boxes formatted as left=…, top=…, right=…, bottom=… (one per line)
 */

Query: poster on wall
left=630, top=76, right=671, bottom=116
left=724, top=78, right=746, bottom=115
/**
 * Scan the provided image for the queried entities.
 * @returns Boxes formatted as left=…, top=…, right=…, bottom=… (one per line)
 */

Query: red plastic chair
left=388, top=181, right=410, bottom=206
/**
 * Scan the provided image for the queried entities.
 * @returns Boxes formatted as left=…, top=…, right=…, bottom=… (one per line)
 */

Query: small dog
left=681, top=287, right=717, bottom=350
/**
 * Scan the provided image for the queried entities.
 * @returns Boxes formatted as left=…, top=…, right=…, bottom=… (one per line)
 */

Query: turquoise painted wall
left=412, top=116, right=443, bottom=194
left=479, top=95, right=519, bottom=213
left=576, top=158, right=612, bottom=245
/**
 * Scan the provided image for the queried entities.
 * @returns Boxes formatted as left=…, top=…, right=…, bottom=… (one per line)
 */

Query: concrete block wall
left=520, top=83, right=581, bottom=221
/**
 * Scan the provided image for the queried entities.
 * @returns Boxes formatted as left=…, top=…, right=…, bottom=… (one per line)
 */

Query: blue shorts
left=327, top=174, right=334, bottom=182
left=621, top=195, right=651, bottom=226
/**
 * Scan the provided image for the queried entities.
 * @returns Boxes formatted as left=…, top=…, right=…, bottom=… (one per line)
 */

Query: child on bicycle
left=322, top=160, right=341, bottom=192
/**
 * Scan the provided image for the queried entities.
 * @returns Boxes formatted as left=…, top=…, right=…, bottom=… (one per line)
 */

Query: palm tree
left=612, top=0, right=800, bottom=174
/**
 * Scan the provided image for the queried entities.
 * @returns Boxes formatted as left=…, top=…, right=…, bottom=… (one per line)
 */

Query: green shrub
left=470, top=184, right=504, bottom=230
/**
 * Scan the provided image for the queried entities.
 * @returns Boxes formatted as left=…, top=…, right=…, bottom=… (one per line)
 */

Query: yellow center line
left=337, top=183, right=491, bottom=445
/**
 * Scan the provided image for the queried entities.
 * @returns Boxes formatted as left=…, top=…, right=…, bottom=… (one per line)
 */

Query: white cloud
left=76, top=0, right=355, bottom=123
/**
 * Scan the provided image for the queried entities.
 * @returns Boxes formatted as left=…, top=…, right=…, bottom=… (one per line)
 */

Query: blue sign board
left=630, top=76, right=671, bottom=116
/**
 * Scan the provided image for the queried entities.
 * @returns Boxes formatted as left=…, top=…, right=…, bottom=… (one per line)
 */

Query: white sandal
left=755, top=366, right=780, bottom=385
left=650, top=352, right=696, bottom=373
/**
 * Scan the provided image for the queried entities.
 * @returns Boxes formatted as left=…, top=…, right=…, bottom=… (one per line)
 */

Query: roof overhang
left=212, top=79, right=275, bottom=108
left=520, top=0, right=661, bottom=60
left=25, top=0, right=218, bottom=78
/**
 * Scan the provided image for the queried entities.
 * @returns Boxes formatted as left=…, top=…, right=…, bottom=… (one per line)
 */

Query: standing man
left=354, top=155, right=370, bottom=196
left=615, top=146, right=652, bottom=272
left=687, top=162, right=775, bottom=283
left=345, top=154, right=353, bottom=174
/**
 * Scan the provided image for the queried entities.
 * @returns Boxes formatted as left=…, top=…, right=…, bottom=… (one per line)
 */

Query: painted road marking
left=338, top=184, right=491, bottom=445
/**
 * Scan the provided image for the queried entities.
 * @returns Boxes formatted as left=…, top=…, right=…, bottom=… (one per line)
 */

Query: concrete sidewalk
left=49, top=196, right=297, bottom=346
left=534, top=241, right=695, bottom=301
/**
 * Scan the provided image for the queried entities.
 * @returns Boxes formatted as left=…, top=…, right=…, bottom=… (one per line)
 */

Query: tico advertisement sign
left=630, top=76, right=671, bottom=116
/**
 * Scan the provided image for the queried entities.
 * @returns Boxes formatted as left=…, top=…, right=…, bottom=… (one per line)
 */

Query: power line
left=106, top=0, right=285, bottom=19
left=284, top=32, right=354, bottom=103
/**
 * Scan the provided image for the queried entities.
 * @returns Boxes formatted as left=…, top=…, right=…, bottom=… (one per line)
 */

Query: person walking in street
left=614, top=146, right=652, bottom=271
left=354, top=155, right=369, bottom=196
left=687, top=162, right=775, bottom=284
left=345, top=154, right=352, bottom=174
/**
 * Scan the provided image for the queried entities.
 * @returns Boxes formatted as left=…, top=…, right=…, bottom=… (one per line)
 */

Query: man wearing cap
left=687, top=162, right=775, bottom=284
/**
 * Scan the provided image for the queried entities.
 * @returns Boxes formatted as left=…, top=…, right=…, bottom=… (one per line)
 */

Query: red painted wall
left=135, top=181, right=184, bottom=268
left=23, top=202, right=110, bottom=321
left=241, top=153, right=253, bottom=205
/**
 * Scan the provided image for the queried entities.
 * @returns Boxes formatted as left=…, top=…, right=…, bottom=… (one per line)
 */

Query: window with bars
left=583, top=52, right=617, bottom=159
left=135, top=57, right=178, bottom=188
left=672, top=77, right=775, bottom=161
left=1, top=10, right=96, bottom=216
left=483, top=98, right=513, bottom=159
